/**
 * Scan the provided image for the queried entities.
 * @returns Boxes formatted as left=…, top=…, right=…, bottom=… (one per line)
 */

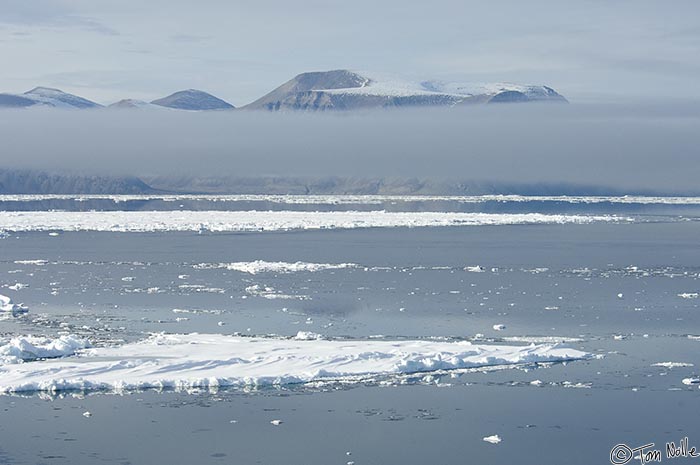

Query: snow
left=0, top=211, right=629, bottom=233
left=0, top=333, right=589, bottom=394
left=193, top=260, right=358, bottom=274
left=320, top=71, right=557, bottom=100
left=0, top=335, right=89, bottom=364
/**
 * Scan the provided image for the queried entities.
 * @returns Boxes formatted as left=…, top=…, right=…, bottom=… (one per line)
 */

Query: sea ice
left=483, top=435, right=502, bottom=444
left=0, top=294, right=28, bottom=314
left=652, top=362, right=694, bottom=368
left=0, top=210, right=630, bottom=233
left=0, top=333, right=589, bottom=394
left=0, top=334, right=89, bottom=364
left=194, top=260, right=357, bottom=275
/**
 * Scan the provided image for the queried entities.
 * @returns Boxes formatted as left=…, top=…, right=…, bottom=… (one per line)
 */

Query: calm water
left=1, top=196, right=700, bottom=464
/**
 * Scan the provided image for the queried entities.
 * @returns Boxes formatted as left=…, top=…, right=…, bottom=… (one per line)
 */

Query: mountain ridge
left=0, top=69, right=568, bottom=110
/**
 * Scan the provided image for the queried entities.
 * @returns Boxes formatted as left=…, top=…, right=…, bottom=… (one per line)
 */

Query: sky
left=1, top=0, right=700, bottom=106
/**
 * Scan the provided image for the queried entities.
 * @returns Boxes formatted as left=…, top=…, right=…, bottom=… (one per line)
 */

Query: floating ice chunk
left=121, top=277, right=135, bottom=282
left=483, top=435, right=502, bottom=444
left=0, top=334, right=89, bottom=364
left=82, top=411, right=92, bottom=418
left=194, top=260, right=358, bottom=275
left=682, top=378, right=700, bottom=385
left=0, top=294, right=28, bottom=314
left=617, top=293, right=624, bottom=299
left=270, top=419, right=283, bottom=426
left=7, top=283, right=28, bottom=291
left=492, top=324, right=506, bottom=331
left=13, top=260, right=48, bottom=265
left=652, top=362, right=693, bottom=368
left=530, top=380, right=543, bottom=386
left=678, top=293, right=699, bottom=299
left=0, top=333, right=589, bottom=395
left=245, top=284, right=308, bottom=300
left=464, top=266, right=485, bottom=273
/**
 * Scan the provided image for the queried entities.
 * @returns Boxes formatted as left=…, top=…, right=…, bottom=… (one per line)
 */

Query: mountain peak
left=25, top=86, right=65, bottom=95
left=244, top=70, right=567, bottom=111
left=151, top=89, right=234, bottom=111
left=21, top=86, right=101, bottom=108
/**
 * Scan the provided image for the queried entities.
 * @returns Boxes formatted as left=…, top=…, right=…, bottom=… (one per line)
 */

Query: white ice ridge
left=193, top=260, right=358, bottom=274
left=0, top=333, right=589, bottom=394
left=1, top=194, right=700, bottom=205
left=0, top=335, right=89, bottom=364
left=0, top=211, right=628, bottom=233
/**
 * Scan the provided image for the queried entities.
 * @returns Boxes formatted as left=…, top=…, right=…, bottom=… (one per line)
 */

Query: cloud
left=0, top=0, right=119, bottom=35
left=0, top=103, right=698, bottom=194
left=170, top=34, right=211, bottom=43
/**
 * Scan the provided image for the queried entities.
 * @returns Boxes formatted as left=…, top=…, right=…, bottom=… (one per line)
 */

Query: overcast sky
left=1, top=0, right=699, bottom=106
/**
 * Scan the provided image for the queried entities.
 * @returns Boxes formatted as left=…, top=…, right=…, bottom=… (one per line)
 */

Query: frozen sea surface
left=1, top=195, right=700, bottom=464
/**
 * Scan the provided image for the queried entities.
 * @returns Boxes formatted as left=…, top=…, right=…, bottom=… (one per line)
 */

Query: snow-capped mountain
left=0, top=72, right=567, bottom=111
left=23, top=87, right=102, bottom=108
left=108, top=99, right=162, bottom=110
left=151, top=89, right=234, bottom=110
left=244, top=70, right=567, bottom=110
left=0, top=87, right=102, bottom=109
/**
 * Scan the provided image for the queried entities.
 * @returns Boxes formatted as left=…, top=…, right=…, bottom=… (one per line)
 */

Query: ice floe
left=652, top=362, right=694, bottom=368
left=193, top=260, right=358, bottom=274
left=0, top=333, right=589, bottom=394
left=0, top=211, right=630, bottom=233
left=245, top=285, right=308, bottom=300
left=483, top=435, right=502, bottom=444
left=0, top=294, right=28, bottom=314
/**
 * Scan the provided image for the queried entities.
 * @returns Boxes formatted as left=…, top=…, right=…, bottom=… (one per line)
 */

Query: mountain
left=108, top=99, right=162, bottom=110
left=0, top=93, right=38, bottom=108
left=244, top=70, right=567, bottom=110
left=0, top=169, right=156, bottom=194
left=0, top=87, right=102, bottom=109
left=23, top=87, right=102, bottom=108
left=151, top=89, right=234, bottom=110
